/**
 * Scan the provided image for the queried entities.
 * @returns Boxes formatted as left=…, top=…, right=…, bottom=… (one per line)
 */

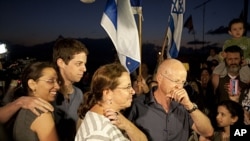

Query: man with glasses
left=125, top=58, right=213, bottom=141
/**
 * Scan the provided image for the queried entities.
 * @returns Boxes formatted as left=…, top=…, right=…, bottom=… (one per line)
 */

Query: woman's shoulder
left=34, top=111, right=54, bottom=123
left=31, top=111, right=55, bottom=130
left=82, top=111, right=114, bottom=131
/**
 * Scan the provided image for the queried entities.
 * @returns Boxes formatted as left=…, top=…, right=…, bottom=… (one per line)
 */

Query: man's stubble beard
left=227, top=64, right=241, bottom=75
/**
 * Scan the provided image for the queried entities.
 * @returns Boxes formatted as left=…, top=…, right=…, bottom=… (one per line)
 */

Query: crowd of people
left=0, top=18, right=250, bottom=141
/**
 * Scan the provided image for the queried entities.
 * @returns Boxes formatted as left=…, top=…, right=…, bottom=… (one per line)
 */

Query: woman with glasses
left=75, top=63, right=147, bottom=141
left=12, top=62, right=60, bottom=141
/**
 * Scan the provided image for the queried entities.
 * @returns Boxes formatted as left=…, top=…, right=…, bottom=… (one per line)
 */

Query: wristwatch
left=187, top=103, right=198, bottom=113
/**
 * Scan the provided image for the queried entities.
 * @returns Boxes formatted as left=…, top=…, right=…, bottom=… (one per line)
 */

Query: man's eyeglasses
left=38, top=79, right=61, bottom=85
left=161, top=73, right=188, bottom=87
left=117, top=85, right=133, bottom=92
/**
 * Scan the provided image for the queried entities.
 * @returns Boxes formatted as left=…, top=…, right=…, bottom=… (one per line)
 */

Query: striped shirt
left=75, top=111, right=129, bottom=141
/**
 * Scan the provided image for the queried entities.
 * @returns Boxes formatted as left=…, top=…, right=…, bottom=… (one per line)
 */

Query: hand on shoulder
left=17, top=96, right=54, bottom=116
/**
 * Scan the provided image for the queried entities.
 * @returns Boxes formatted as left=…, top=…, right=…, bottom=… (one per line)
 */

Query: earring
left=109, top=99, right=112, bottom=104
left=32, top=89, right=36, bottom=95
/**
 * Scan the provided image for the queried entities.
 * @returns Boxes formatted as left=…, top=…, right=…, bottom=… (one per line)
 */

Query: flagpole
left=138, top=14, right=143, bottom=76
left=161, top=27, right=168, bottom=62
left=194, top=0, right=211, bottom=48
left=136, top=11, right=143, bottom=93
left=243, top=0, right=248, bottom=36
left=193, top=32, right=196, bottom=49
left=153, top=23, right=168, bottom=76
left=154, top=6, right=171, bottom=75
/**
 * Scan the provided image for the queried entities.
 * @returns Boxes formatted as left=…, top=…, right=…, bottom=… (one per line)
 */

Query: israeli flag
left=101, top=0, right=141, bottom=73
left=130, top=0, right=142, bottom=15
left=167, top=0, right=185, bottom=58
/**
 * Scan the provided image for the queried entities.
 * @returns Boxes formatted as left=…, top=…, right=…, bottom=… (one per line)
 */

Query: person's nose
left=130, top=87, right=135, bottom=95
left=80, top=64, right=87, bottom=72
left=175, top=83, right=185, bottom=89
left=231, top=59, right=239, bottom=65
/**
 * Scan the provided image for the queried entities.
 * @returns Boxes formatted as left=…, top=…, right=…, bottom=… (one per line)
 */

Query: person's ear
left=57, top=58, right=65, bottom=68
left=103, top=89, right=112, bottom=99
left=103, top=89, right=113, bottom=105
left=156, top=73, right=163, bottom=82
left=28, top=79, right=36, bottom=92
left=231, top=116, right=238, bottom=125
left=228, top=30, right=233, bottom=36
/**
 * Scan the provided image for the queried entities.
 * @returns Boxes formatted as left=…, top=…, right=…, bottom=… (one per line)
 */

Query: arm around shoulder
left=0, top=97, right=25, bottom=123
left=0, top=96, right=54, bottom=124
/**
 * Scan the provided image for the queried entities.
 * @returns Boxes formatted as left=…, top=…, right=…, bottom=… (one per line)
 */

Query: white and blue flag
left=167, top=0, right=185, bottom=58
left=130, top=0, right=142, bottom=15
left=101, top=0, right=141, bottom=73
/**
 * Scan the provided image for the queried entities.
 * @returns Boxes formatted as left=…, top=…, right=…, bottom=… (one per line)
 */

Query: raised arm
left=0, top=96, right=54, bottom=123
left=170, top=88, right=214, bottom=138
left=189, top=104, right=214, bottom=138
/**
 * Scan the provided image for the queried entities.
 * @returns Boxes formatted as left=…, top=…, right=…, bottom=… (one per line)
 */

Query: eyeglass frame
left=116, top=85, right=133, bottom=92
left=37, top=79, right=61, bottom=85
left=161, top=73, right=188, bottom=87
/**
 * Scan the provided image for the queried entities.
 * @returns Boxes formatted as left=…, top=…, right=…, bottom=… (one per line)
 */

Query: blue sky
left=0, top=0, right=249, bottom=49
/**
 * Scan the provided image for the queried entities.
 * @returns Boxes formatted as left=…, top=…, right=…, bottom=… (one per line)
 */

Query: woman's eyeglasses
left=116, top=85, right=133, bottom=92
left=38, top=79, right=61, bottom=85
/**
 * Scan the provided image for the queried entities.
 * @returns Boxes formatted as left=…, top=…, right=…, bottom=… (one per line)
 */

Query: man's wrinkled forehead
left=225, top=52, right=241, bottom=61
left=163, top=67, right=188, bottom=77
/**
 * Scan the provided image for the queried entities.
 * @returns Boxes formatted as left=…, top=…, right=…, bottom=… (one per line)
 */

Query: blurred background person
left=140, top=63, right=153, bottom=86
left=132, top=75, right=149, bottom=97
left=206, top=48, right=220, bottom=63
left=213, top=18, right=250, bottom=85
left=200, top=100, right=245, bottom=141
